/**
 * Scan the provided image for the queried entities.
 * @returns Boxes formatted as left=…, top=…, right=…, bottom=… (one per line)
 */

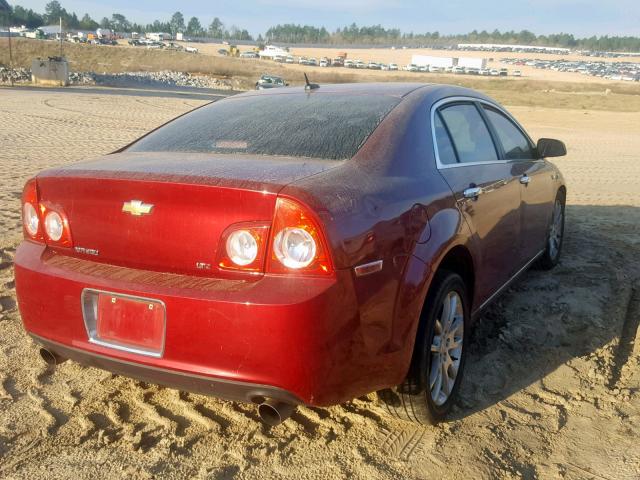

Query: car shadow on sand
left=446, top=204, right=640, bottom=421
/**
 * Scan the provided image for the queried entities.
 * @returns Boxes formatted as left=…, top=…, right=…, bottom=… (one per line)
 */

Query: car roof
left=236, top=82, right=495, bottom=105
left=239, top=82, right=428, bottom=99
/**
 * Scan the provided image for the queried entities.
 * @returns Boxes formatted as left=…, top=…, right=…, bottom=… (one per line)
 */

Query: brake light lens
left=267, top=197, right=333, bottom=276
left=38, top=201, right=73, bottom=248
left=218, top=224, right=269, bottom=273
left=23, top=203, right=40, bottom=237
left=21, top=178, right=44, bottom=242
left=44, top=211, right=64, bottom=241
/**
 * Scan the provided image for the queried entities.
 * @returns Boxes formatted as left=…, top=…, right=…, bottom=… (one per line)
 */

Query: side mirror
left=537, top=138, right=567, bottom=158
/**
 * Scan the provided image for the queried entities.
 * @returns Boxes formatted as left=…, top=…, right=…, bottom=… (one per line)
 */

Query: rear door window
left=483, top=107, right=536, bottom=160
left=438, top=103, right=498, bottom=164
left=433, top=112, right=458, bottom=165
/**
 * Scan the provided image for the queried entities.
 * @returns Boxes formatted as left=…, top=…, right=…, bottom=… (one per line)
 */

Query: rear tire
left=379, top=270, right=470, bottom=425
left=537, top=191, right=565, bottom=270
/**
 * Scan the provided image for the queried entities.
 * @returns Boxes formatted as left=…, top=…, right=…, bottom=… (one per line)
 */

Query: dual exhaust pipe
left=39, top=348, right=296, bottom=425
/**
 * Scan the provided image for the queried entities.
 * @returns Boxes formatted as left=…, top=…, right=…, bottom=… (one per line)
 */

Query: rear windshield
left=127, top=94, right=400, bottom=160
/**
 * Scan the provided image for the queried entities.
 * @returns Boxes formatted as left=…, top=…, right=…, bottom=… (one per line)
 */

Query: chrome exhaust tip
left=39, top=348, right=67, bottom=367
left=258, top=399, right=295, bottom=426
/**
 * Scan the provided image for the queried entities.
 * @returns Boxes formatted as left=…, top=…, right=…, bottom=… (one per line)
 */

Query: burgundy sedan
left=15, top=83, right=566, bottom=425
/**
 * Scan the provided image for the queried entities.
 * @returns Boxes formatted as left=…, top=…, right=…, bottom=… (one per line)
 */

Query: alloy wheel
left=429, top=291, right=464, bottom=406
left=548, top=199, right=563, bottom=260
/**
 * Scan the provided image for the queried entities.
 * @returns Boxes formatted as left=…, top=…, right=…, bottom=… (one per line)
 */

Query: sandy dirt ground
left=0, top=86, right=639, bottom=479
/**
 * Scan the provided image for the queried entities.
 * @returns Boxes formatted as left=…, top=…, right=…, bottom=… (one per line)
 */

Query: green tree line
left=265, top=23, right=640, bottom=52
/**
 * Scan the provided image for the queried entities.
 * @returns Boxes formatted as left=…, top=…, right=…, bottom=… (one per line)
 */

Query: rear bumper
left=31, top=333, right=302, bottom=405
left=15, top=241, right=403, bottom=406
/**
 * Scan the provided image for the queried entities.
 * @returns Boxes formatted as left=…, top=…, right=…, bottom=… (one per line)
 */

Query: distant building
left=147, top=32, right=172, bottom=42
left=38, top=25, right=64, bottom=38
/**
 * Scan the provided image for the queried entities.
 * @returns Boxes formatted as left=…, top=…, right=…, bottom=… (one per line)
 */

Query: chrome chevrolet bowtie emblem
left=122, top=200, right=154, bottom=216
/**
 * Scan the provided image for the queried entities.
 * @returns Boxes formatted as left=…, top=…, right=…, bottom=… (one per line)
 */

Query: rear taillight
left=21, top=179, right=73, bottom=247
left=39, top=202, right=73, bottom=248
left=217, top=223, right=269, bottom=273
left=216, top=197, right=333, bottom=276
left=21, top=178, right=44, bottom=243
left=266, top=197, right=333, bottom=276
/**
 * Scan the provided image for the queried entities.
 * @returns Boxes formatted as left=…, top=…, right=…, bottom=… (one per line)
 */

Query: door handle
left=520, top=175, right=531, bottom=185
left=463, top=186, right=483, bottom=199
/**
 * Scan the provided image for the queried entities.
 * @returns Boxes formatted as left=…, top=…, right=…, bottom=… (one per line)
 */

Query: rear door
left=433, top=101, right=522, bottom=304
left=480, top=105, right=555, bottom=266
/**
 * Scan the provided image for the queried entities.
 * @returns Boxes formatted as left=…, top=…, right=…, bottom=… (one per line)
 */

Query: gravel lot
left=0, top=86, right=638, bottom=479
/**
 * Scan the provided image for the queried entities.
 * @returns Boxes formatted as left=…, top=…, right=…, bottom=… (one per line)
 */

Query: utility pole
left=59, top=16, right=63, bottom=57
left=7, top=23, right=13, bottom=86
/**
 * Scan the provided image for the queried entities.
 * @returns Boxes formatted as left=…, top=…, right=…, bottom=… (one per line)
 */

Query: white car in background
left=184, top=46, right=198, bottom=54
left=512, top=70, right=522, bottom=77
left=388, top=63, right=399, bottom=71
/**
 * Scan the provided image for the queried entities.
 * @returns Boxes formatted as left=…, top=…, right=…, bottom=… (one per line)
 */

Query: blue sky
left=13, top=0, right=640, bottom=37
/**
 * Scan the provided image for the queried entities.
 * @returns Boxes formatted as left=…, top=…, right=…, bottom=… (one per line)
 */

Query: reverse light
left=44, top=211, right=64, bottom=241
left=226, top=229, right=259, bottom=266
left=39, top=202, right=73, bottom=248
left=267, top=197, right=333, bottom=276
left=218, top=224, right=269, bottom=272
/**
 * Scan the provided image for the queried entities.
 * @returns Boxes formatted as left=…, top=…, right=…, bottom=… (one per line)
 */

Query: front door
left=480, top=105, right=555, bottom=266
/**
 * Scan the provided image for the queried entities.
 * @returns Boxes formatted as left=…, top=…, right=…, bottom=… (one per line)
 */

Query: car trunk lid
left=36, top=152, right=337, bottom=276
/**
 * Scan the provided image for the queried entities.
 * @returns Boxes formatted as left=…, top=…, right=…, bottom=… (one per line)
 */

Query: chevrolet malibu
left=15, top=83, right=567, bottom=426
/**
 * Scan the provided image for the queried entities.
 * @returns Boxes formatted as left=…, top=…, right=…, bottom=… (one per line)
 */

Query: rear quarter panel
left=282, top=87, right=477, bottom=386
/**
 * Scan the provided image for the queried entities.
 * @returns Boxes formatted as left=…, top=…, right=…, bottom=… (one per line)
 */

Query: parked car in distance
left=388, top=63, right=399, bottom=71
left=405, top=64, right=419, bottom=72
left=344, top=60, right=354, bottom=68
left=255, top=74, right=287, bottom=89
left=217, top=48, right=228, bottom=56
left=512, top=70, right=522, bottom=77
left=240, top=51, right=258, bottom=59
left=16, top=83, right=567, bottom=427
left=319, top=59, right=329, bottom=67
left=184, top=46, right=198, bottom=54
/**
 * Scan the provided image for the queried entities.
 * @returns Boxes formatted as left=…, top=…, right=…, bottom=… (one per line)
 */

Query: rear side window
left=128, top=94, right=400, bottom=160
left=433, top=113, right=458, bottom=165
left=483, top=107, right=536, bottom=160
left=438, top=103, right=498, bottom=164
